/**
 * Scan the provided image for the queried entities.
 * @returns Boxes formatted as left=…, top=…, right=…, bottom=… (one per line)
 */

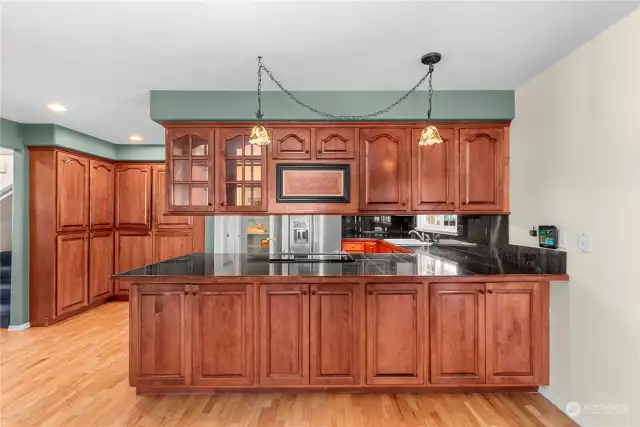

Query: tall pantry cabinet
left=29, top=149, right=204, bottom=326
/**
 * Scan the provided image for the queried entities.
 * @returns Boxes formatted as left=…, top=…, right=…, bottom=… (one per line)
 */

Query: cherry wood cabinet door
left=56, top=152, right=89, bottom=232
left=153, top=230, right=194, bottom=263
left=366, top=283, right=424, bottom=385
left=458, top=128, right=507, bottom=211
left=430, top=282, right=486, bottom=385
left=259, top=284, right=309, bottom=385
left=114, top=231, right=152, bottom=294
left=89, top=159, right=114, bottom=230
left=216, top=128, right=268, bottom=212
left=166, top=129, right=214, bottom=213
left=115, top=164, right=152, bottom=229
left=411, top=128, right=457, bottom=211
left=192, top=284, right=253, bottom=386
left=88, top=231, right=114, bottom=302
left=152, top=165, right=193, bottom=229
left=359, top=129, right=409, bottom=211
left=314, top=128, right=355, bottom=159
left=310, top=283, right=362, bottom=385
left=271, top=128, right=311, bottom=159
left=486, top=282, right=540, bottom=385
left=56, top=233, right=89, bottom=315
left=130, top=284, right=190, bottom=386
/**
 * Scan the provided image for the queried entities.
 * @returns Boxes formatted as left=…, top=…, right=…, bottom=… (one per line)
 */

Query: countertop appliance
left=269, top=252, right=354, bottom=263
left=538, top=225, right=558, bottom=249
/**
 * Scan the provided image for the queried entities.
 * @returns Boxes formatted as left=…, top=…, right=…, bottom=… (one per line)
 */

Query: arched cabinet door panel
left=57, top=152, right=89, bottom=232
left=89, top=159, right=114, bottom=230
left=115, top=165, right=151, bottom=228
left=271, top=128, right=311, bottom=159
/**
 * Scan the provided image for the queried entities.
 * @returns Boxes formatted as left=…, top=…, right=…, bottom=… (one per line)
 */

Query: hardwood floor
left=0, top=302, right=577, bottom=427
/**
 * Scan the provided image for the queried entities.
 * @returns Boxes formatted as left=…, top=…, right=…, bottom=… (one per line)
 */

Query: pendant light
left=249, top=56, right=271, bottom=146
left=418, top=52, right=444, bottom=146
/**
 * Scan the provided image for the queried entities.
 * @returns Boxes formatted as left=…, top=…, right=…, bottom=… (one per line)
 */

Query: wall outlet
left=0, top=162, right=7, bottom=174
left=578, top=232, right=593, bottom=253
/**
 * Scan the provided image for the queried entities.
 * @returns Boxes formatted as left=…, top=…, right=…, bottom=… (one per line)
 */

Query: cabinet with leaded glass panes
left=165, top=129, right=215, bottom=213
left=216, top=128, right=268, bottom=212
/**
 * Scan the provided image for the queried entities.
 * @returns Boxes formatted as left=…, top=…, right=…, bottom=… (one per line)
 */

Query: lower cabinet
left=56, top=233, right=89, bottom=316
left=130, top=284, right=190, bottom=386
left=114, top=230, right=152, bottom=295
left=153, top=230, right=194, bottom=263
left=89, top=231, right=114, bottom=302
left=192, top=284, right=254, bottom=386
left=366, top=283, right=425, bottom=385
left=430, top=281, right=541, bottom=386
left=259, top=284, right=309, bottom=386
left=310, top=283, right=362, bottom=385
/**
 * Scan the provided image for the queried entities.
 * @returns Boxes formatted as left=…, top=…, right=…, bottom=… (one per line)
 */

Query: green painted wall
left=115, top=145, right=165, bottom=161
left=0, top=119, right=30, bottom=326
left=150, top=90, right=515, bottom=122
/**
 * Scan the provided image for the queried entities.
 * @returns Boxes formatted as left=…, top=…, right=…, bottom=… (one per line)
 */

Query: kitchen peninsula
left=113, top=248, right=567, bottom=395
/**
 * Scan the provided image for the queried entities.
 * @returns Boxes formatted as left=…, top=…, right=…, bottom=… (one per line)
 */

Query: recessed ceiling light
left=47, top=103, right=67, bottom=112
left=129, top=135, right=143, bottom=142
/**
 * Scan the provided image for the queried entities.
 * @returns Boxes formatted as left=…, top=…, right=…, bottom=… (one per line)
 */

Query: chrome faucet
left=409, top=230, right=432, bottom=244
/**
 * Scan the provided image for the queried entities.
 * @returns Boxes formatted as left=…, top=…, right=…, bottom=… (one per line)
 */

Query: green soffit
left=150, top=90, right=515, bottom=122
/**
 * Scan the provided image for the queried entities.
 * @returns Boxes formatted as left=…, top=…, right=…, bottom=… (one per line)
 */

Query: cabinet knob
left=479, top=289, right=485, bottom=294
left=220, top=201, right=225, bottom=207
left=368, top=291, right=373, bottom=295
left=487, top=289, right=494, bottom=294
left=317, top=149, right=322, bottom=154
left=305, top=149, right=310, bottom=154
left=311, top=290, right=317, bottom=295
left=184, top=290, right=189, bottom=295
left=208, top=202, right=212, bottom=206
left=192, top=291, right=197, bottom=296
left=302, top=291, right=308, bottom=295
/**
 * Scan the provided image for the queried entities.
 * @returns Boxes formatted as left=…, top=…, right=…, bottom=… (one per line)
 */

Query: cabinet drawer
left=342, top=242, right=365, bottom=253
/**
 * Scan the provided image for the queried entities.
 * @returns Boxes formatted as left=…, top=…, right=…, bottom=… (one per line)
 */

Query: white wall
left=510, top=7, right=640, bottom=426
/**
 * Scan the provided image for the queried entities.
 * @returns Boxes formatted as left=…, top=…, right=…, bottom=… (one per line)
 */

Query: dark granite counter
left=113, top=244, right=567, bottom=278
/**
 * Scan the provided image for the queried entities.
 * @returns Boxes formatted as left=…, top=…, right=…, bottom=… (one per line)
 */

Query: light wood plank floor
left=1, top=302, right=576, bottom=427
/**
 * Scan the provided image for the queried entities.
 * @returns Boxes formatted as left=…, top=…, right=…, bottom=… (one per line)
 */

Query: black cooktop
left=269, top=252, right=355, bottom=263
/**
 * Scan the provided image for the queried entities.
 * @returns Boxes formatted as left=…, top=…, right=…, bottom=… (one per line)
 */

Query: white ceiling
left=2, top=1, right=639, bottom=145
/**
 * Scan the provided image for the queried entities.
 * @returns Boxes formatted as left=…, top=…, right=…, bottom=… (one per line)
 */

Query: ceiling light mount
left=420, top=52, right=442, bottom=66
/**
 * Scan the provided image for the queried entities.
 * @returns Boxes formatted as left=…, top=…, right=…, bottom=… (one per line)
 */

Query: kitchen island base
left=124, top=275, right=565, bottom=394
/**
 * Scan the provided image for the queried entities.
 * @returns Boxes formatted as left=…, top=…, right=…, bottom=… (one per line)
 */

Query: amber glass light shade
left=418, top=125, right=443, bottom=146
left=249, top=125, right=271, bottom=146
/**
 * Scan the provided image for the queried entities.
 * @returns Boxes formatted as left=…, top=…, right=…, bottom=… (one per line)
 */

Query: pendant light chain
left=427, top=64, right=434, bottom=123
left=257, top=57, right=433, bottom=121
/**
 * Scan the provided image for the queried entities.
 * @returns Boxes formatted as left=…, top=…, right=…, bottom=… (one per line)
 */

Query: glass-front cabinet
left=166, top=129, right=215, bottom=213
left=216, top=128, right=268, bottom=212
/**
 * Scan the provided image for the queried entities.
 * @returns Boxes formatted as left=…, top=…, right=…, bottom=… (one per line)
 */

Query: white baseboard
left=8, top=322, right=30, bottom=331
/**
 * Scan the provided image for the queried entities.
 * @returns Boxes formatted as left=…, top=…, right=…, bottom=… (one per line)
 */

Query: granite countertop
left=113, top=244, right=567, bottom=278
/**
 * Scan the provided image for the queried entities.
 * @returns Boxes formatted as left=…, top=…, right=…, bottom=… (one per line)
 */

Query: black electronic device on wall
left=538, top=225, right=558, bottom=249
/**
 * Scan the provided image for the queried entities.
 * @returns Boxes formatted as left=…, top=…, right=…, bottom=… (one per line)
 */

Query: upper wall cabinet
left=115, top=164, right=152, bottom=229
left=56, top=152, right=89, bottom=232
left=359, top=128, right=409, bottom=211
left=166, top=129, right=215, bottom=213
left=458, top=128, right=508, bottom=212
left=216, top=128, right=268, bottom=212
left=411, top=128, right=457, bottom=211
left=271, top=128, right=311, bottom=160
left=89, top=159, right=115, bottom=230
left=315, top=128, right=355, bottom=160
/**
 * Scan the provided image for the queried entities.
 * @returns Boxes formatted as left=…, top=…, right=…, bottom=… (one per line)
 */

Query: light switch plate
left=559, top=231, right=568, bottom=249
left=578, top=232, right=592, bottom=253
left=0, top=162, right=7, bottom=174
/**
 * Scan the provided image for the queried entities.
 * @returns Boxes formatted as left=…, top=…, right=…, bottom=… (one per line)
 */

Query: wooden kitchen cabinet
left=56, top=233, right=89, bottom=316
left=359, top=128, right=409, bottom=211
left=314, top=128, right=355, bottom=159
left=153, top=165, right=193, bottom=229
left=259, top=284, right=309, bottom=385
left=115, top=164, right=152, bottom=228
left=192, top=284, right=254, bottom=386
left=430, top=282, right=486, bottom=385
left=271, top=128, right=311, bottom=159
left=217, top=128, right=267, bottom=212
left=88, top=231, right=114, bottom=302
left=56, top=151, right=89, bottom=232
left=153, top=230, right=194, bottom=263
left=485, top=282, right=540, bottom=384
left=130, top=284, right=190, bottom=386
left=166, top=129, right=214, bottom=212
left=411, top=128, right=457, bottom=211
left=458, top=128, right=507, bottom=211
left=89, top=159, right=114, bottom=230
left=310, top=283, right=362, bottom=385
left=366, top=283, right=424, bottom=385
left=114, top=230, right=152, bottom=295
